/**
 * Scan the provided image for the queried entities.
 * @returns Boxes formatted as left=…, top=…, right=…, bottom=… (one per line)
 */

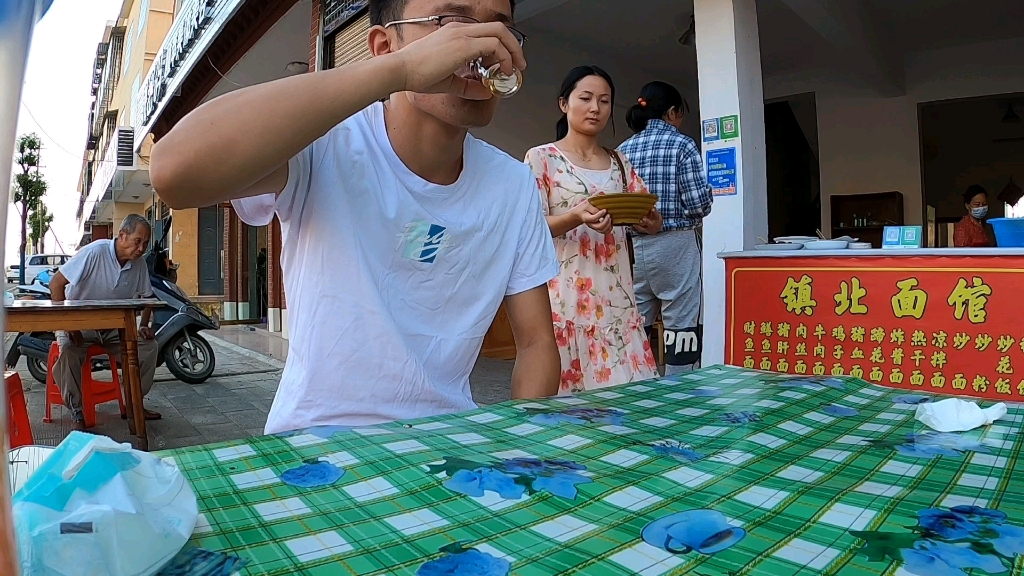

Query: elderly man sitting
left=50, top=214, right=161, bottom=431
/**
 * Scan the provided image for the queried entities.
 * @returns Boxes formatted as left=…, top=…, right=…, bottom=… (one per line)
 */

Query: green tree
left=29, top=202, right=54, bottom=254
left=12, top=133, right=48, bottom=284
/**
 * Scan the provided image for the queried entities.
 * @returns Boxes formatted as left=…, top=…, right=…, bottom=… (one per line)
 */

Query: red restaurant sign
left=725, top=255, right=1024, bottom=401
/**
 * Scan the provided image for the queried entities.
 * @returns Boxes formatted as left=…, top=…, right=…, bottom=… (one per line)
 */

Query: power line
left=19, top=102, right=85, bottom=160
left=19, top=102, right=117, bottom=166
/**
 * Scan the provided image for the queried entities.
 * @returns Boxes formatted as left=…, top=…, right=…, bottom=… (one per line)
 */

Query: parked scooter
left=146, top=216, right=220, bottom=383
left=6, top=217, right=220, bottom=384
left=5, top=266, right=60, bottom=382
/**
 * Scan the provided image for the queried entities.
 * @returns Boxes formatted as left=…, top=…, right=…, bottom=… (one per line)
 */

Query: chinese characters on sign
left=727, top=257, right=1024, bottom=401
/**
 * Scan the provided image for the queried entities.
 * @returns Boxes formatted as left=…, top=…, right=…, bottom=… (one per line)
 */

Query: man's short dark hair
left=368, top=0, right=516, bottom=26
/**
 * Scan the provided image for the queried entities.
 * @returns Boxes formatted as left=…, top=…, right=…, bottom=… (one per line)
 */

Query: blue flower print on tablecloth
left=642, top=510, right=746, bottom=555
left=280, top=459, right=344, bottom=488
left=721, top=411, right=761, bottom=425
left=525, top=407, right=625, bottom=426
left=689, top=387, right=721, bottom=397
left=852, top=505, right=1024, bottom=576
left=822, top=404, right=859, bottom=417
left=417, top=542, right=510, bottom=576
left=893, top=394, right=932, bottom=405
left=866, top=432, right=989, bottom=458
left=446, top=468, right=526, bottom=500
left=157, top=546, right=249, bottom=575
left=428, top=457, right=592, bottom=500
left=275, top=425, right=351, bottom=440
left=777, top=376, right=846, bottom=391
left=901, top=541, right=1006, bottom=576
left=650, top=441, right=704, bottom=463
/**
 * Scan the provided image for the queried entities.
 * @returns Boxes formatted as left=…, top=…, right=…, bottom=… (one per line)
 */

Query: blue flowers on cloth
left=689, top=387, right=721, bottom=397
left=720, top=411, right=761, bottom=425
left=417, top=543, right=510, bottom=576
left=866, top=432, right=989, bottom=458
left=641, top=509, right=746, bottom=555
left=901, top=541, right=1006, bottom=576
left=893, top=394, right=932, bottom=405
left=280, top=459, right=344, bottom=488
left=446, top=469, right=526, bottom=500
left=778, top=377, right=845, bottom=391
left=918, top=508, right=982, bottom=539
left=650, top=441, right=704, bottom=463
left=853, top=505, right=1024, bottom=576
left=822, top=404, right=859, bottom=417
left=156, top=546, right=248, bottom=575
left=428, top=457, right=592, bottom=501
left=527, top=407, right=626, bottom=426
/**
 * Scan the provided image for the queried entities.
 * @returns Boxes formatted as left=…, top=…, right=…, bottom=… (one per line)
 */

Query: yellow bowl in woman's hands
left=588, top=193, right=659, bottom=226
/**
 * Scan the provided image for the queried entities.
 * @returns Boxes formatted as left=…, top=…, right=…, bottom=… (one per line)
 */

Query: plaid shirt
left=618, top=120, right=713, bottom=232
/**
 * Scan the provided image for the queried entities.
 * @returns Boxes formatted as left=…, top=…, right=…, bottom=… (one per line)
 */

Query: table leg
left=121, top=311, right=148, bottom=451
left=119, top=328, right=138, bottom=437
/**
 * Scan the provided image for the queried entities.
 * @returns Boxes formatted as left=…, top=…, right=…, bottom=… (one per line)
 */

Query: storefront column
left=223, top=205, right=239, bottom=322
left=694, top=0, right=769, bottom=366
left=267, top=217, right=284, bottom=333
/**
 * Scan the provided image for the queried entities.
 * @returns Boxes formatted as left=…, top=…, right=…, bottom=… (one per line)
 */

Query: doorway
left=247, top=225, right=269, bottom=323
left=198, top=206, right=224, bottom=296
left=920, top=93, right=1024, bottom=246
left=764, top=92, right=822, bottom=239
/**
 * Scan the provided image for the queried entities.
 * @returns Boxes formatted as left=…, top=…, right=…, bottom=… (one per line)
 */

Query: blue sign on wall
left=706, top=147, right=737, bottom=196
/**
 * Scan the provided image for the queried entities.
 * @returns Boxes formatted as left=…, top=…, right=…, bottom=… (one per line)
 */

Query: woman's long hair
left=625, top=81, right=685, bottom=133
left=555, top=65, right=616, bottom=140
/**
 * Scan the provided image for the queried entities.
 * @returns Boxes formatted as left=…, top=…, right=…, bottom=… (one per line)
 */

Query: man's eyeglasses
left=384, top=14, right=528, bottom=47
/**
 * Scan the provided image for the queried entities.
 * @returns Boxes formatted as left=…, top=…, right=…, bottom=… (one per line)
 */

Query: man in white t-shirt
left=151, top=0, right=560, bottom=433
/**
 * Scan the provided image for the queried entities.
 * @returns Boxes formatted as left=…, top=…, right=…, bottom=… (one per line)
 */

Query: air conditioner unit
left=116, top=127, right=136, bottom=169
left=84, top=223, right=93, bottom=233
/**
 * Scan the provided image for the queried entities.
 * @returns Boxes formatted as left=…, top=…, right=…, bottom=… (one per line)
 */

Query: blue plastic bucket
left=989, top=218, right=1024, bottom=247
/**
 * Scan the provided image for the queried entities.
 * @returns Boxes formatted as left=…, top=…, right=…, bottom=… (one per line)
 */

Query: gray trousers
left=55, top=330, right=159, bottom=419
left=633, top=229, right=703, bottom=374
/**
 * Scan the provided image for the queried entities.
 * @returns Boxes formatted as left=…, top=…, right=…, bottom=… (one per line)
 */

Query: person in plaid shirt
left=618, top=81, right=713, bottom=374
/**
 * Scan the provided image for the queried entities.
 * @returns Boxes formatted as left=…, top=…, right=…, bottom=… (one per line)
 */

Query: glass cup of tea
left=471, top=58, right=522, bottom=98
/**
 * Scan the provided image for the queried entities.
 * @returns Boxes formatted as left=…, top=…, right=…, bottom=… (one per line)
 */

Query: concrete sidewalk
left=7, top=326, right=514, bottom=450
left=7, top=334, right=283, bottom=450
left=208, top=325, right=516, bottom=405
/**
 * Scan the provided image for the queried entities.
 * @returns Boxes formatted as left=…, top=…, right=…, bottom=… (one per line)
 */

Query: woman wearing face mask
left=954, top=185, right=993, bottom=247
left=525, top=66, right=661, bottom=393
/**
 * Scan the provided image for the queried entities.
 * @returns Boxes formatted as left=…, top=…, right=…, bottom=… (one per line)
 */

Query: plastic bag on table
left=12, top=431, right=198, bottom=576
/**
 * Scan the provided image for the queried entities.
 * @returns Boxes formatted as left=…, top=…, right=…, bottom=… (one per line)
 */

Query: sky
left=8, top=0, right=124, bottom=265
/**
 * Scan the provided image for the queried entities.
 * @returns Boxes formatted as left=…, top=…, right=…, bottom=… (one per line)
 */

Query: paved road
left=7, top=333, right=514, bottom=449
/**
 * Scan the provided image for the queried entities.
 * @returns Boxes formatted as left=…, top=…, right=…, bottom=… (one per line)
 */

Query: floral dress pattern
left=525, top=144, right=659, bottom=393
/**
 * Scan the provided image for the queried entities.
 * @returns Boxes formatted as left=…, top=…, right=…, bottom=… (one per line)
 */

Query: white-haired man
left=50, top=214, right=161, bottom=431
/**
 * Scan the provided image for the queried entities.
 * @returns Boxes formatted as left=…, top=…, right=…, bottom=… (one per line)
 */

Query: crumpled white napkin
left=915, top=398, right=1008, bottom=432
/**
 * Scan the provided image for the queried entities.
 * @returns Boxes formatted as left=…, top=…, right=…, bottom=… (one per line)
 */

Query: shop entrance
left=245, top=225, right=269, bottom=323
left=920, top=93, right=1024, bottom=245
left=764, top=92, right=822, bottom=239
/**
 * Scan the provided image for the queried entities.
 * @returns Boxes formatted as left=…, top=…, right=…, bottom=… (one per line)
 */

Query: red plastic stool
left=44, top=342, right=126, bottom=428
left=6, top=371, right=34, bottom=448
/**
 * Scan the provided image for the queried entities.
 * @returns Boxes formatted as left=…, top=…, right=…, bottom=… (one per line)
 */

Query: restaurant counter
left=719, top=248, right=1024, bottom=402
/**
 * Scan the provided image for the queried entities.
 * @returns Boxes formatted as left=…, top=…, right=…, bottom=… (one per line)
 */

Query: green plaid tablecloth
left=160, top=366, right=1024, bottom=575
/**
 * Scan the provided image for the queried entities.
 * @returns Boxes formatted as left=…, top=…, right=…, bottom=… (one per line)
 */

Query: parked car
left=6, top=253, right=71, bottom=284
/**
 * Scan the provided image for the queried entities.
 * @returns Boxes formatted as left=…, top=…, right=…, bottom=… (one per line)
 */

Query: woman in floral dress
left=525, top=66, right=661, bottom=393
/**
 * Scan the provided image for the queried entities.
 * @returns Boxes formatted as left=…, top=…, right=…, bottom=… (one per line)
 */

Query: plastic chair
left=6, top=371, right=34, bottom=448
left=44, top=342, right=126, bottom=428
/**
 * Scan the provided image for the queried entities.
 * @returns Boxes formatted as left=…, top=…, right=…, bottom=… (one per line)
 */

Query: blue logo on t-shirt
left=400, top=221, right=448, bottom=264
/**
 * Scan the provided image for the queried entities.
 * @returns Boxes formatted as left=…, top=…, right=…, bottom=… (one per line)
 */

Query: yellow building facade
left=77, top=0, right=223, bottom=317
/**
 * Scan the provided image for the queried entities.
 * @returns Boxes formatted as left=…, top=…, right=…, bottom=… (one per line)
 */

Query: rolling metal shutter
left=327, top=11, right=372, bottom=69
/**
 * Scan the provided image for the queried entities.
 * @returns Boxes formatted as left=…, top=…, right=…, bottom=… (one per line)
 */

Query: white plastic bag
left=915, top=398, right=1008, bottom=432
left=12, top=432, right=198, bottom=576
